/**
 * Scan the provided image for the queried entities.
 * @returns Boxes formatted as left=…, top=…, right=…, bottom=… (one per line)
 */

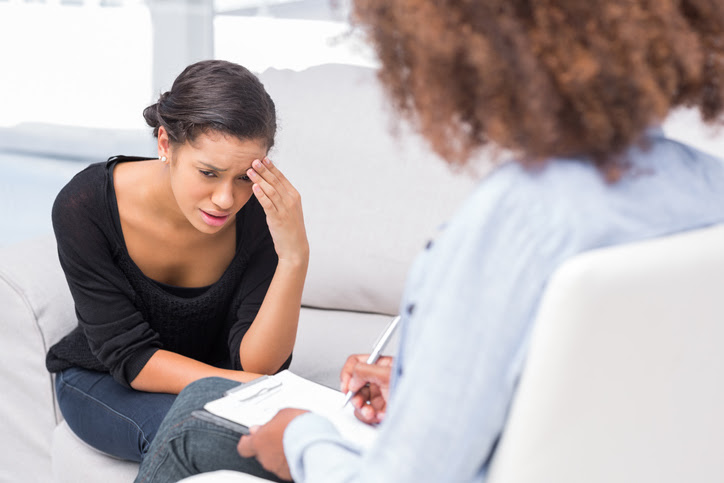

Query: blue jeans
left=55, top=367, right=177, bottom=462
left=135, top=377, right=285, bottom=483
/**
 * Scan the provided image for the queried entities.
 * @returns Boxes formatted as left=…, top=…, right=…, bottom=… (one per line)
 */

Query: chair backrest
left=487, top=224, right=724, bottom=483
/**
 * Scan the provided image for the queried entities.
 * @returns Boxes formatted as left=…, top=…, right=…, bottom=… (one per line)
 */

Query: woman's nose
left=211, top=182, right=234, bottom=210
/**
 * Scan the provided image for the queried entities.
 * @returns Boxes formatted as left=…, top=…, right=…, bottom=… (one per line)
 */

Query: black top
left=46, top=156, right=286, bottom=387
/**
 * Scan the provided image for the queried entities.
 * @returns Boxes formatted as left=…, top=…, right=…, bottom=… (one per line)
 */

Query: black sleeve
left=52, top=164, right=161, bottom=386
left=226, top=199, right=286, bottom=371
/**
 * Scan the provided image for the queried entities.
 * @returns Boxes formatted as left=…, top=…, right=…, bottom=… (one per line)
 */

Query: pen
left=342, top=315, right=402, bottom=408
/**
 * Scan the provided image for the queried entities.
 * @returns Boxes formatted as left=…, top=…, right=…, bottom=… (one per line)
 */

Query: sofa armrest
left=0, top=235, right=76, bottom=482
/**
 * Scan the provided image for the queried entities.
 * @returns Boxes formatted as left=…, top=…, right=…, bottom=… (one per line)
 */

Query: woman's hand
left=237, top=157, right=307, bottom=374
left=247, top=158, right=309, bottom=266
left=340, top=354, right=394, bottom=424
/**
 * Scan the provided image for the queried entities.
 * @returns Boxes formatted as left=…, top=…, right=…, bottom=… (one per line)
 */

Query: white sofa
left=0, top=64, right=477, bottom=483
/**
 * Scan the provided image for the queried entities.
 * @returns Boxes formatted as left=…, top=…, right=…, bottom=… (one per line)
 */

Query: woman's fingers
left=250, top=183, right=274, bottom=212
left=247, top=161, right=284, bottom=212
left=246, top=157, right=308, bottom=263
left=261, top=157, right=297, bottom=194
left=247, top=158, right=299, bottom=211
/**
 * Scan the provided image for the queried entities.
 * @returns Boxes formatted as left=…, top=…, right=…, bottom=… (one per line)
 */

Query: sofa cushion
left=259, top=64, right=480, bottom=316
left=290, top=307, right=399, bottom=389
left=52, top=421, right=139, bottom=483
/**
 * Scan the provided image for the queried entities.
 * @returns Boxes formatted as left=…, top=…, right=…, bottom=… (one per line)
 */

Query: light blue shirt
left=284, top=130, right=724, bottom=482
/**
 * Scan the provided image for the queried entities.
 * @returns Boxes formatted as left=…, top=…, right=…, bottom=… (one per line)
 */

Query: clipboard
left=191, top=375, right=274, bottom=435
left=197, top=370, right=379, bottom=449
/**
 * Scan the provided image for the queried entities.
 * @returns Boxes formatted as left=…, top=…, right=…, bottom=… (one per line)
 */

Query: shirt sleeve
left=283, top=170, right=580, bottom=482
left=52, top=166, right=161, bottom=386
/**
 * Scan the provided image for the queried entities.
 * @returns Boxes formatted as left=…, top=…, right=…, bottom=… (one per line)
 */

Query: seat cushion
left=52, top=421, right=139, bottom=483
left=290, top=307, right=399, bottom=389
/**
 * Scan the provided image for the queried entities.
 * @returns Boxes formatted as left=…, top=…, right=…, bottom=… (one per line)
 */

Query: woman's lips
left=200, top=209, right=230, bottom=227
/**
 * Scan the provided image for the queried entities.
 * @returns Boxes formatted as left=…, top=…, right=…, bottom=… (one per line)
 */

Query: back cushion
left=259, top=64, right=480, bottom=315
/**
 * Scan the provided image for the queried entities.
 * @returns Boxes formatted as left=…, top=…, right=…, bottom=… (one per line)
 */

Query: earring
left=161, top=156, right=167, bottom=162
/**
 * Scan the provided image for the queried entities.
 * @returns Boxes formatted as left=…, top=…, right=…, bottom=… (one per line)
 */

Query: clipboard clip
left=234, top=380, right=283, bottom=403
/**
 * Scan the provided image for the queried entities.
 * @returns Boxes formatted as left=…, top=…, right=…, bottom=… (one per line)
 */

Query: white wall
left=0, top=2, right=374, bottom=130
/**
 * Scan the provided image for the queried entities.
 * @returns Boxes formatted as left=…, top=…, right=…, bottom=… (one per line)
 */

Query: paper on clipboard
left=203, top=370, right=379, bottom=450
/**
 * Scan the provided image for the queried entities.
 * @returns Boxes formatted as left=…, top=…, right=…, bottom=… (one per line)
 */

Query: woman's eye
left=239, top=175, right=251, bottom=182
left=199, top=170, right=216, bottom=178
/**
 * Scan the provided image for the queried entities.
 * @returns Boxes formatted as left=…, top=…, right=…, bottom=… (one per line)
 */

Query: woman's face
left=165, top=131, right=268, bottom=235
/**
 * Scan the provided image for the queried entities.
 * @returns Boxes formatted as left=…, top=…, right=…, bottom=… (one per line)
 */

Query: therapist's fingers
left=352, top=382, right=387, bottom=424
left=354, top=404, right=386, bottom=425
left=348, top=362, right=392, bottom=396
left=340, top=355, right=393, bottom=394
left=237, top=434, right=256, bottom=458
left=340, top=354, right=370, bottom=393
left=237, top=425, right=262, bottom=458
left=350, top=384, right=371, bottom=409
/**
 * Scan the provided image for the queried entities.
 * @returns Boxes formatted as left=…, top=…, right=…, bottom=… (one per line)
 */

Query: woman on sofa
left=45, top=59, right=308, bottom=465
left=137, top=1, right=724, bottom=482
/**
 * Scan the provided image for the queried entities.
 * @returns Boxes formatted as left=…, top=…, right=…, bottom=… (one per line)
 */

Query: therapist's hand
left=340, top=354, right=394, bottom=424
left=237, top=408, right=308, bottom=481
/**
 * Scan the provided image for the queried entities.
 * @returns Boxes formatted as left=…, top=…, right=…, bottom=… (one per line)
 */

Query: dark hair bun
left=142, top=101, right=162, bottom=130
left=142, top=60, right=276, bottom=150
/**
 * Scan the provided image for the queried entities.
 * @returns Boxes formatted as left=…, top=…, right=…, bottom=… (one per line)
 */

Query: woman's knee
left=181, top=377, right=242, bottom=400
left=54, top=368, right=174, bottom=462
left=158, top=377, right=242, bottom=429
left=56, top=384, right=150, bottom=462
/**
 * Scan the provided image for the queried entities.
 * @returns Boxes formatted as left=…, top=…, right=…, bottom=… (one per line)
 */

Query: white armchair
left=488, top=223, right=724, bottom=483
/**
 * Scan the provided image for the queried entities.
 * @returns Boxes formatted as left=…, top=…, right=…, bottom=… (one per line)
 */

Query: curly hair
left=143, top=60, right=277, bottom=150
left=352, top=0, right=724, bottom=177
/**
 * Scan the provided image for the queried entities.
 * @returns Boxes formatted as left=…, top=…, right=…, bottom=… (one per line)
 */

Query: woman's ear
left=157, top=126, right=170, bottom=163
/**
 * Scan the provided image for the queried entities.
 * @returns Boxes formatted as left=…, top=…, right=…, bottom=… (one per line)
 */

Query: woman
left=46, top=59, right=308, bottom=463
left=138, top=1, right=724, bottom=482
